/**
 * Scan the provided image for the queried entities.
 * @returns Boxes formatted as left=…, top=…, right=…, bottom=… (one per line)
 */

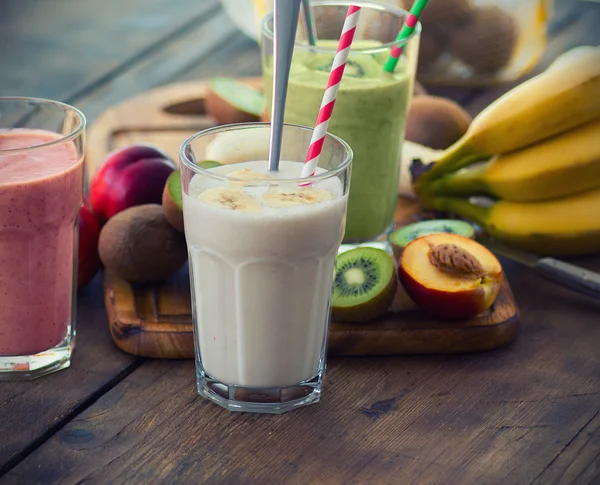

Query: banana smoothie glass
left=180, top=123, right=352, bottom=414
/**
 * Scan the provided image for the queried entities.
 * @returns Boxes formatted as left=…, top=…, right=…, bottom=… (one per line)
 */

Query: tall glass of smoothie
left=261, top=1, right=420, bottom=245
left=180, top=123, right=352, bottom=414
left=0, top=97, right=86, bottom=380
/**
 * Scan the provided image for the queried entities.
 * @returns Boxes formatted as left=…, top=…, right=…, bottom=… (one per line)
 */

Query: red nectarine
left=398, top=233, right=503, bottom=319
left=90, top=144, right=175, bottom=224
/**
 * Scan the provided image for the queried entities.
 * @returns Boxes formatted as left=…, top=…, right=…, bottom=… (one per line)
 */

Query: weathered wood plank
left=0, top=0, right=232, bottom=473
left=73, top=8, right=243, bottom=123
left=0, top=277, right=142, bottom=474
left=4, top=258, right=600, bottom=484
left=0, top=0, right=222, bottom=101
left=176, top=33, right=263, bottom=81
left=2, top=0, right=599, bottom=482
left=532, top=409, right=600, bottom=484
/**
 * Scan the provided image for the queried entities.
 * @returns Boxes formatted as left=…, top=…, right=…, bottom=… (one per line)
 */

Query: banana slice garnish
left=262, top=187, right=335, bottom=207
left=227, top=169, right=272, bottom=186
left=198, top=187, right=261, bottom=213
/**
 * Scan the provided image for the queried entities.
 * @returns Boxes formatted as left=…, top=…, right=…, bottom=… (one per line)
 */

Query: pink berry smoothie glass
left=0, top=97, right=86, bottom=380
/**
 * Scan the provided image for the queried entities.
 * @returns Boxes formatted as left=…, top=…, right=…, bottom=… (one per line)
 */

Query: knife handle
left=535, top=258, right=600, bottom=301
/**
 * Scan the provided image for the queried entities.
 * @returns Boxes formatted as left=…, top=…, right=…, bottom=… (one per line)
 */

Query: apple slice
left=398, top=233, right=503, bottom=319
left=205, top=78, right=264, bottom=125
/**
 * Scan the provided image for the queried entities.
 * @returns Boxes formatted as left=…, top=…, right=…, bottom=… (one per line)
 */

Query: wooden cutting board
left=88, top=78, right=520, bottom=359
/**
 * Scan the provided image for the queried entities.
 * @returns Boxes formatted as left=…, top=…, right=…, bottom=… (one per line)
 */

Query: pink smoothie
left=0, top=129, right=83, bottom=356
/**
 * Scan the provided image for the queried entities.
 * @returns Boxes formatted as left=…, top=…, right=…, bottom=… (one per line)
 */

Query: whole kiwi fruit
left=417, top=32, right=446, bottom=71
left=162, top=170, right=184, bottom=232
left=99, top=204, right=188, bottom=283
left=405, top=95, right=472, bottom=150
left=450, top=5, right=518, bottom=74
left=419, top=0, right=475, bottom=30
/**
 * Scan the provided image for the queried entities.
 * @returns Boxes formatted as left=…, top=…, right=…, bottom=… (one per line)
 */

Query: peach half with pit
left=398, top=233, right=503, bottom=319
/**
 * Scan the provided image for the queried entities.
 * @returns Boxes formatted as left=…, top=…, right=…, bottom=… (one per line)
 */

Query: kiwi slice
left=317, top=59, right=365, bottom=78
left=331, top=247, right=398, bottom=323
left=197, top=160, right=222, bottom=169
left=389, top=219, right=475, bottom=260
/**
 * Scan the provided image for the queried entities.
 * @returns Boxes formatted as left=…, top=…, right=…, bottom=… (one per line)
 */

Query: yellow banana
left=417, top=45, right=600, bottom=185
left=422, top=187, right=600, bottom=256
left=423, top=117, right=600, bottom=202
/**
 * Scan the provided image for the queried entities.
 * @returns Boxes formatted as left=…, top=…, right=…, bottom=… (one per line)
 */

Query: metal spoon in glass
left=268, top=0, right=301, bottom=172
left=301, top=0, right=318, bottom=46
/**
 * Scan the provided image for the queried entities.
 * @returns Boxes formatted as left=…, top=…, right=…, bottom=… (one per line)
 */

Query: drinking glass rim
left=0, top=96, right=86, bottom=154
left=260, top=0, right=422, bottom=54
left=179, top=122, right=353, bottom=184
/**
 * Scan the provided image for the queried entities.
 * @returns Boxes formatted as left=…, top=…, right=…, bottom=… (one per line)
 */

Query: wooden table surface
left=1, top=1, right=600, bottom=483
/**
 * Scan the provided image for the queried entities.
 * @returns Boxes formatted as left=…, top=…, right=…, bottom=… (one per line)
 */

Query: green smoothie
left=263, top=40, right=412, bottom=242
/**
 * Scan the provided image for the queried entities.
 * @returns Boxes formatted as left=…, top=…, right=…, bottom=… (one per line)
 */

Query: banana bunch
left=414, top=46, right=600, bottom=256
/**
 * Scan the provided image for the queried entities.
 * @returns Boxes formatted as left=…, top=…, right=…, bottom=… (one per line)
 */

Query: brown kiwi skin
left=99, top=204, right=188, bottom=283
left=419, top=0, right=475, bottom=29
left=417, top=32, right=446, bottom=71
left=449, top=5, right=518, bottom=74
left=414, top=0, right=476, bottom=72
left=331, top=274, right=398, bottom=323
left=162, top=182, right=184, bottom=232
left=405, top=95, right=472, bottom=150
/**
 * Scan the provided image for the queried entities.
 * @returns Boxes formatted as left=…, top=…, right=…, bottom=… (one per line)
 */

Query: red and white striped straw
left=301, top=5, right=361, bottom=179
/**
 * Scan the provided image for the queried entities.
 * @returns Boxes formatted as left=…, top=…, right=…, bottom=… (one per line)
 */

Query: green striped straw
left=383, top=0, right=429, bottom=73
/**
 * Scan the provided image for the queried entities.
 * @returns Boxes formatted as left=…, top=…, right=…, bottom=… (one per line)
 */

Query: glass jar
left=225, top=0, right=551, bottom=86
left=393, top=0, right=551, bottom=86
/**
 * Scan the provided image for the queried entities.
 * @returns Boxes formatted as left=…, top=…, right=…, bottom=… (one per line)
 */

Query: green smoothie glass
left=261, top=1, right=420, bottom=244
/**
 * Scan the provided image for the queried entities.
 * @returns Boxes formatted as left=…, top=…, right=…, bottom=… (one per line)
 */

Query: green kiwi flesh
left=317, top=59, right=365, bottom=78
left=389, top=219, right=475, bottom=260
left=331, top=247, right=397, bottom=323
left=197, top=160, right=222, bottom=169
left=162, top=170, right=184, bottom=232
left=166, top=170, right=183, bottom=210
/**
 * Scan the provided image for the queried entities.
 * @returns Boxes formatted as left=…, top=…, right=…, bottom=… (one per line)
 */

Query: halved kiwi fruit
left=331, top=247, right=397, bottom=323
left=162, top=170, right=184, bottom=232
left=163, top=161, right=223, bottom=231
left=205, top=77, right=264, bottom=124
left=389, top=219, right=475, bottom=261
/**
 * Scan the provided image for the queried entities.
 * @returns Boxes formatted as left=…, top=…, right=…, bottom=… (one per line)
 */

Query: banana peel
left=420, top=117, right=600, bottom=202
left=415, top=45, right=600, bottom=186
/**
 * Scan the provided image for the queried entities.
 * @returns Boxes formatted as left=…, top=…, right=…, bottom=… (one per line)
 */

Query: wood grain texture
left=0, top=0, right=227, bottom=474
left=86, top=78, right=262, bottom=175
left=0, top=0, right=223, bottom=102
left=4, top=265, right=600, bottom=484
left=104, top=266, right=519, bottom=359
left=0, top=277, right=140, bottom=474
left=73, top=7, right=243, bottom=125
left=2, top=0, right=600, bottom=483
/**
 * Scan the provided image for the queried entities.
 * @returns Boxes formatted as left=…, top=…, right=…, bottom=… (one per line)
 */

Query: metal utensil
left=268, top=0, right=302, bottom=172
left=301, top=0, right=318, bottom=46
left=478, top=236, right=600, bottom=301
